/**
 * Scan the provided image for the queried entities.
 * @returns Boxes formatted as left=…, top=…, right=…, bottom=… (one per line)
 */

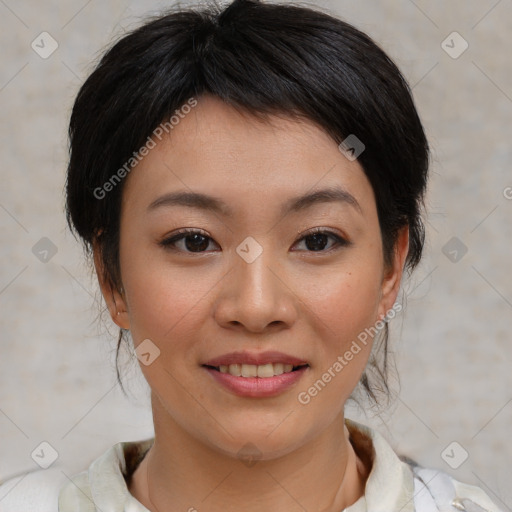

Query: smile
left=205, top=363, right=309, bottom=378
left=203, top=364, right=309, bottom=398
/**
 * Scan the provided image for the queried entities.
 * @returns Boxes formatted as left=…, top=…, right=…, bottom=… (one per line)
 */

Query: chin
left=196, top=413, right=318, bottom=462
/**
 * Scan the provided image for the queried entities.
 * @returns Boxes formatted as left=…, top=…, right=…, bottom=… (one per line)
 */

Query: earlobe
left=378, top=227, right=409, bottom=320
left=92, top=240, right=130, bottom=330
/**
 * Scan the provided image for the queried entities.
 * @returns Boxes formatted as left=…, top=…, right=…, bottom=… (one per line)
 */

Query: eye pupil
left=185, top=233, right=209, bottom=252
left=305, top=233, right=329, bottom=252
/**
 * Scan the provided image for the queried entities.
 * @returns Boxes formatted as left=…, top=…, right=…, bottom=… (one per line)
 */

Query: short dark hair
left=65, top=0, right=430, bottom=406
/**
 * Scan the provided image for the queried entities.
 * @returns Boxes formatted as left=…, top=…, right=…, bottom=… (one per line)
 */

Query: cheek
left=293, top=272, right=381, bottom=421
left=307, top=263, right=382, bottom=341
left=119, top=244, right=218, bottom=354
left=300, top=257, right=383, bottom=385
left=119, top=253, right=211, bottom=401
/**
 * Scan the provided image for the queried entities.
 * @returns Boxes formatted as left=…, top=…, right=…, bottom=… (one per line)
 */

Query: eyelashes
left=158, top=227, right=351, bottom=254
left=159, top=228, right=216, bottom=253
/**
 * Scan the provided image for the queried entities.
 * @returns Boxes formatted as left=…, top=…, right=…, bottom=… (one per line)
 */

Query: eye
left=159, top=229, right=219, bottom=253
left=159, top=227, right=350, bottom=254
left=292, top=228, right=350, bottom=253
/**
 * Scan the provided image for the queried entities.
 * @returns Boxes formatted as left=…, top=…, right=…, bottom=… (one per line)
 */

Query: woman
left=2, top=0, right=503, bottom=510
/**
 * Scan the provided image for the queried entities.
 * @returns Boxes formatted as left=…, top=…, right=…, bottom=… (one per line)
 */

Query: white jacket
left=0, top=419, right=504, bottom=512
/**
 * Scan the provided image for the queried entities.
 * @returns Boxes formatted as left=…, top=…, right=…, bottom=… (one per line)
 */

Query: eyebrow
left=147, top=186, right=362, bottom=217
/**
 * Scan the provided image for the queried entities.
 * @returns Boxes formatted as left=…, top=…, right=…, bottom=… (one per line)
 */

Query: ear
left=92, top=240, right=130, bottom=330
left=377, top=226, right=409, bottom=321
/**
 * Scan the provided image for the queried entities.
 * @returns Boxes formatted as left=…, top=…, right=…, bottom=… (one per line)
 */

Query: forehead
left=121, top=95, right=375, bottom=217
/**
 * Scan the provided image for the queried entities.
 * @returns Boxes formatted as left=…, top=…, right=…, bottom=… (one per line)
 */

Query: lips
left=204, top=363, right=309, bottom=397
left=203, top=350, right=309, bottom=367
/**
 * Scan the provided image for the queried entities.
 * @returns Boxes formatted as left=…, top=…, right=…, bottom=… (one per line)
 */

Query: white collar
left=343, top=418, right=415, bottom=512
left=58, top=418, right=415, bottom=511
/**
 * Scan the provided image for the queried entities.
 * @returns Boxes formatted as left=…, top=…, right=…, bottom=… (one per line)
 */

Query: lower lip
left=203, top=366, right=308, bottom=398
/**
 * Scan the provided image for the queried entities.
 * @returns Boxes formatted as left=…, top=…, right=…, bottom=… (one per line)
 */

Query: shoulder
left=345, top=419, right=503, bottom=512
left=409, top=463, right=504, bottom=512
left=0, top=466, right=70, bottom=512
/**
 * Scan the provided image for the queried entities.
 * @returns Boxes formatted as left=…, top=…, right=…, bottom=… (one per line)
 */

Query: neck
left=131, top=397, right=368, bottom=512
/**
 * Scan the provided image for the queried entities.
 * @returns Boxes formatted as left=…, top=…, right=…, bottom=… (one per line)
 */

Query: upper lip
left=203, top=351, right=309, bottom=367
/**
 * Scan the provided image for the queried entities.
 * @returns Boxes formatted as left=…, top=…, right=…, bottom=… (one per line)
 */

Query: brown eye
left=159, top=229, right=218, bottom=253
left=292, top=228, right=350, bottom=253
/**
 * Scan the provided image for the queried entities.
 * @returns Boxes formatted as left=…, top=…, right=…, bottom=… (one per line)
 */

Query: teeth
left=273, top=363, right=284, bottom=376
left=217, top=363, right=302, bottom=378
left=257, top=363, right=274, bottom=378
left=241, top=364, right=258, bottom=377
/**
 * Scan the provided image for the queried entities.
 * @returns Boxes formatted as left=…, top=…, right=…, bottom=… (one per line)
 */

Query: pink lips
left=202, top=350, right=309, bottom=398
left=203, top=350, right=308, bottom=367
left=204, top=366, right=308, bottom=398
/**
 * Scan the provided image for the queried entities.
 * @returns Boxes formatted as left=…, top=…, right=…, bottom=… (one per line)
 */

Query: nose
left=213, top=240, right=298, bottom=334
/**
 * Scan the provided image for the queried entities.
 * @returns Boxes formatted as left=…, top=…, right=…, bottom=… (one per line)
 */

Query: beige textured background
left=0, top=0, right=511, bottom=508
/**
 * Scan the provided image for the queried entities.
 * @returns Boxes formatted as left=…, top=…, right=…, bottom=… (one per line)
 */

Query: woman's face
left=99, top=95, right=406, bottom=460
